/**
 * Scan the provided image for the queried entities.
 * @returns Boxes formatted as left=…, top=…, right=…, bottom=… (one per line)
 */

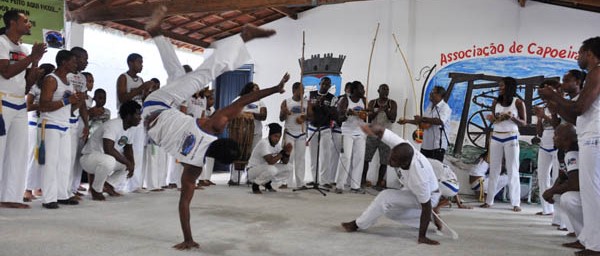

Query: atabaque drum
left=228, top=113, right=255, bottom=170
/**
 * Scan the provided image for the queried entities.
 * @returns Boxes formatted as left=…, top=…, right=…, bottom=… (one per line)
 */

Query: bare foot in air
left=145, top=5, right=168, bottom=37
left=240, top=24, right=276, bottom=42
left=173, top=240, right=200, bottom=250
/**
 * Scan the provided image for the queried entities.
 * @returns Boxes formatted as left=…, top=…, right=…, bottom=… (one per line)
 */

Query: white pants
left=552, top=194, right=571, bottom=230
left=559, top=191, right=583, bottom=236
left=487, top=133, right=521, bottom=207
left=537, top=147, right=559, bottom=214
left=199, top=156, right=215, bottom=181
left=283, top=133, right=306, bottom=187
left=80, top=153, right=128, bottom=193
left=40, top=127, right=72, bottom=204
left=309, top=127, right=333, bottom=184
left=167, top=155, right=183, bottom=187
left=328, top=130, right=342, bottom=184
left=124, top=124, right=146, bottom=192
left=248, top=163, right=291, bottom=186
left=356, top=189, right=440, bottom=229
left=143, top=143, right=169, bottom=190
left=144, top=35, right=250, bottom=117
left=336, top=134, right=366, bottom=190
left=69, top=119, right=85, bottom=194
left=0, top=96, right=28, bottom=203
left=26, top=119, right=41, bottom=190
left=577, top=137, right=600, bottom=251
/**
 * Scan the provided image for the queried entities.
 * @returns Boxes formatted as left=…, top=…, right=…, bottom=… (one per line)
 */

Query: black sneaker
left=57, top=198, right=79, bottom=205
left=252, top=183, right=262, bottom=194
left=264, top=181, right=276, bottom=192
left=42, top=202, right=59, bottom=209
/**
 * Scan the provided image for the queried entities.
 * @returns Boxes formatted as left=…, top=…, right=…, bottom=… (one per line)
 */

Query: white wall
left=247, top=0, right=414, bottom=133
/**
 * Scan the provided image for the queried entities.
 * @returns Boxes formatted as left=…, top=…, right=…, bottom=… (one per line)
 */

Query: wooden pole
left=365, top=23, right=380, bottom=102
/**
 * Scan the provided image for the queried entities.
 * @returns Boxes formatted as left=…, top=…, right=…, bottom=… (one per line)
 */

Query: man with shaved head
left=341, top=124, right=443, bottom=245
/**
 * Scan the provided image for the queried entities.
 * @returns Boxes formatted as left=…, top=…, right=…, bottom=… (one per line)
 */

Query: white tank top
left=41, top=73, right=74, bottom=126
left=576, top=78, right=600, bottom=139
left=493, top=97, right=519, bottom=132
left=117, top=73, right=144, bottom=108
left=341, top=96, right=366, bottom=135
left=284, top=97, right=307, bottom=136
left=540, top=108, right=555, bottom=148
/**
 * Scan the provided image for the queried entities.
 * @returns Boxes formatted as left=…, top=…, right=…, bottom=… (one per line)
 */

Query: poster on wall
left=0, top=0, right=64, bottom=46
left=417, top=41, right=580, bottom=161
left=300, top=53, right=346, bottom=96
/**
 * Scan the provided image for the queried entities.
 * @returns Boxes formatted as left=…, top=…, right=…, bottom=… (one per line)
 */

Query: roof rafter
left=68, top=0, right=367, bottom=23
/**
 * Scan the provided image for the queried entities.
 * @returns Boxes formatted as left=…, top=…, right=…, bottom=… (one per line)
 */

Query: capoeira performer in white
left=38, top=50, right=85, bottom=209
left=247, top=123, right=292, bottom=193
left=336, top=81, right=367, bottom=194
left=142, top=6, right=287, bottom=250
left=539, top=36, right=600, bottom=256
left=427, top=158, right=471, bottom=211
left=0, top=10, right=46, bottom=209
left=541, top=123, right=582, bottom=250
left=533, top=80, right=561, bottom=216
left=279, top=82, right=307, bottom=189
left=341, top=124, right=444, bottom=245
left=80, top=101, right=141, bottom=201
left=482, top=77, right=527, bottom=212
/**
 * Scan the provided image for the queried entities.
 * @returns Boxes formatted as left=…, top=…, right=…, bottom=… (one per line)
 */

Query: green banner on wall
left=0, top=0, right=64, bottom=46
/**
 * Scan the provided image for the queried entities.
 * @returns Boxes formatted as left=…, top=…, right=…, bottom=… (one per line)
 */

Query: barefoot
left=480, top=203, right=491, bottom=208
left=240, top=24, right=276, bottom=42
left=341, top=220, right=358, bottom=232
left=418, top=237, right=440, bottom=245
left=563, top=240, right=585, bottom=249
left=90, top=187, right=106, bottom=201
left=0, top=202, right=30, bottom=209
left=145, top=5, right=167, bottom=37
left=172, top=240, right=200, bottom=250
left=512, top=206, right=522, bottom=212
left=457, top=203, right=472, bottom=209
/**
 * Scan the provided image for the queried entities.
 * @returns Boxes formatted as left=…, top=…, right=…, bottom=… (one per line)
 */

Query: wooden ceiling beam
left=112, top=20, right=211, bottom=48
left=203, top=12, right=283, bottom=42
left=183, top=10, right=257, bottom=37
left=69, top=0, right=368, bottom=23
left=269, top=6, right=299, bottom=19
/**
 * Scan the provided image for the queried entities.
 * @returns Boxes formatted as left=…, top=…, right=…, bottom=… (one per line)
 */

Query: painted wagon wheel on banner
left=467, top=109, right=493, bottom=149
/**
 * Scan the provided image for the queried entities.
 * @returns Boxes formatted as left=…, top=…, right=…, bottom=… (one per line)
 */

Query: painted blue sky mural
left=423, top=56, right=580, bottom=123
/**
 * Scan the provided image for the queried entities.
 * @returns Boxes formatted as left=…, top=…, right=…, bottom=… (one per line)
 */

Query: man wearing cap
left=247, top=123, right=292, bottom=194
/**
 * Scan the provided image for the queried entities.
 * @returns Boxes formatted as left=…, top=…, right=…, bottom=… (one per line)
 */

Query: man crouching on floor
left=248, top=123, right=292, bottom=194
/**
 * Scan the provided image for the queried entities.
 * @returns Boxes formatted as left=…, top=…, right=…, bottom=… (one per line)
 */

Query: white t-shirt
left=422, top=100, right=452, bottom=150
left=0, top=34, right=30, bottom=96
left=428, top=158, right=457, bottom=182
left=117, top=72, right=144, bottom=108
left=381, top=129, right=439, bottom=203
left=40, top=73, right=74, bottom=126
left=82, top=118, right=132, bottom=155
left=186, top=96, right=207, bottom=118
left=469, top=159, right=489, bottom=177
left=341, top=97, right=366, bottom=136
left=576, top=78, right=600, bottom=139
left=248, top=137, right=282, bottom=168
left=564, top=151, right=579, bottom=174
left=283, top=97, right=308, bottom=136
left=242, top=100, right=265, bottom=135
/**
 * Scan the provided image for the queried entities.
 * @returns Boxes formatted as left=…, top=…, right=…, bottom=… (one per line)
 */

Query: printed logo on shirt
left=567, top=157, right=577, bottom=170
left=9, top=51, right=26, bottom=63
left=117, top=136, right=129, bottom=147
left=246, top=103, right=258, bottom=109
left=290, top=105, right=303, bottom=114
left=180, top=132, right=196, bottom=156
left=352, top=106, right=364, bottom=111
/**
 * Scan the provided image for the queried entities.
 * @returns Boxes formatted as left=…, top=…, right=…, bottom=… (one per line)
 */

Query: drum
left=228, top=113, right=255, bottom=170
